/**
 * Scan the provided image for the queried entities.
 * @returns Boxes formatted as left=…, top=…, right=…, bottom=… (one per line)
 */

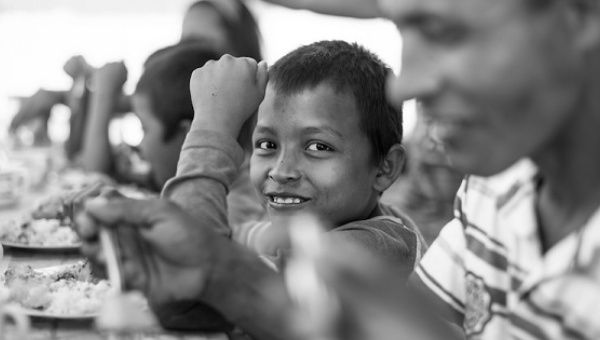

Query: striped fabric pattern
left=416, top=160, right=600, bottom=339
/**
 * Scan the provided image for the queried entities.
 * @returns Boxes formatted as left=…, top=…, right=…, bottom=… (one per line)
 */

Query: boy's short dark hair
left=268, top=40, right=402, bottom=165
left=135, top=42, right=220, bottom=141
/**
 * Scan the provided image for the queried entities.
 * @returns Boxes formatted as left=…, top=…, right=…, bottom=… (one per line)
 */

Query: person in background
left=77, top=42, right=265, bottom=227
left=308, top=0, right=600, bottom=339
left=8, top=0, right=262, bottom=160
left=8, top=55, right=98, bottom=159
left=382, top=111, right=464, bottom=245
left=181, top=0, right=262, bottom=61
left=76, top=40, right=425, bottom=339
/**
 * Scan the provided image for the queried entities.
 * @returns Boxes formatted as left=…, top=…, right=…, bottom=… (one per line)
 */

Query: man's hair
left=269, top=40, right=402, bottom=165
left=135, top=42, right=220, bottom=141
left=185, top=0, right=262, bottom=61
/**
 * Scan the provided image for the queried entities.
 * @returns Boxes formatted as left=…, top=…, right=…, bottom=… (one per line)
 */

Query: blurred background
left=0, top=0, right=409, bottom=146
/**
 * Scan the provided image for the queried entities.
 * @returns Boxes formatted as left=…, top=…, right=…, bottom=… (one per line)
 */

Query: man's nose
left=386, top=46, right=440, bottom=110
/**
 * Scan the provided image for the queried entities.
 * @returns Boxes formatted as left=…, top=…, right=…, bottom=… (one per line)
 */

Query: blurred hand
left=91, top=61, right=128, bottom=95
left=76, top=197, right=225, bottom=306
left=189, top=55, right=268, bottom=143
left=63, top=55, right=91, bottom=79
left=9, top=89, right=61, bottom=132
left=32, top=181, right=112, bottom=220
left=307, top=239, right=461, bottom=340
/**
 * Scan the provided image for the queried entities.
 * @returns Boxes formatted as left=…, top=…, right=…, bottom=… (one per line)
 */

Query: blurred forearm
left=202, top=242, right=297, bottom=340
left=258, top=0, right=381, bottom=18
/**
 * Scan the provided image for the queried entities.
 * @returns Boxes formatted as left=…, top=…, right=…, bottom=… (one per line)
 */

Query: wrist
left=197, top=235, right=235, bottom=304
left=190, top=117, right=242, bottom=140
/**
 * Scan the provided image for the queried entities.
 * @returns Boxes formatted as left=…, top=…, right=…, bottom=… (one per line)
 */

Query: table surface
left=0, top=166, right=228, bottom=340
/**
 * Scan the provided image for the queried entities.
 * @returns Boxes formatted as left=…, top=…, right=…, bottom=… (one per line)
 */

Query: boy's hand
left=189, top=55, right=269, bottom=140
left=92, top=61, right=128, bottom=96
left=76, top=197, right=226, bottom=306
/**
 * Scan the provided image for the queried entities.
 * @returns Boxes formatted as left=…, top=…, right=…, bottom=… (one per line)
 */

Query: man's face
left=380, top=0, right=585, bottom=176
left=250, top=84, right=381, bottom=229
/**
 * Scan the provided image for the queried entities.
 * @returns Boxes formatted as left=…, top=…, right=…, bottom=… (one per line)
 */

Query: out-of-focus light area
left=0, top=0, right=415, bottom=146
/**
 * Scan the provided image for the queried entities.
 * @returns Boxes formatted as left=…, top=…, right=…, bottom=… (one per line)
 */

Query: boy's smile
left=250, top=83, right=382, bottom=229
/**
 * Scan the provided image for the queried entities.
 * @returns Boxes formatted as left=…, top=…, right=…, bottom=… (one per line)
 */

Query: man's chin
left=450, top=154, right=523, bottom=178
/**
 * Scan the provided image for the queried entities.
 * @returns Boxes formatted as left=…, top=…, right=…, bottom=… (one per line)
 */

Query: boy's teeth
left=273, top=196, right=302, bottom=204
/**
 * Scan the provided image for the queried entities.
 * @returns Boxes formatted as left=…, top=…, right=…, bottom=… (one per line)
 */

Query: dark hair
left=185, top=0, right=262, bottom=61
left=269, top=40, right=402, bottom=165
left=135, top=42, right=220, bottom=141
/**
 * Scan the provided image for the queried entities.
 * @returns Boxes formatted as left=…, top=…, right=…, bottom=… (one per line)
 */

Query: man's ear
left=568, top=0, right=600, bottom=51
left=373, top=143, right=406, bottom=193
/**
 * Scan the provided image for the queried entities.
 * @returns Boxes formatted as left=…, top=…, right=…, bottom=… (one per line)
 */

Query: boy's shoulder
left=331, top=203, right=426, bottom=278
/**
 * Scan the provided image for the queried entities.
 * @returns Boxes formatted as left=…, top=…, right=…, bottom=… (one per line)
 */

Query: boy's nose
left=268, top=155, right=301, bottom=184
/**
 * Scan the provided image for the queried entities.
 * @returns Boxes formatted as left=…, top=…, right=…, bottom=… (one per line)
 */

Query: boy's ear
left=373, top=143, right=406, bottom=193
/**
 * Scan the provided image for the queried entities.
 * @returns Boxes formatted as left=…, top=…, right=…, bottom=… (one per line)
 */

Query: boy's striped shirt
left=416, top=160, right=600, bottom=339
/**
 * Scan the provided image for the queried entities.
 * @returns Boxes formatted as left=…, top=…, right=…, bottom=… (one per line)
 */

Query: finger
left=122, top=260, right=147, bottom=292
left=99, top=187, right=125, bottom=199
left=75, top=211, right=101, bottom=241
left=80, top=242, right=101, bottom=261
left=256, top=60, right=269, bottom=91
left=83, top=197, right=161, bottom=227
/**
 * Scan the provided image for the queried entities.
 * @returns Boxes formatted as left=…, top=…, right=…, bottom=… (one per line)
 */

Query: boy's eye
left=306, top=142, right=334, bottom=152
left=255, top=140, right=277, bottom=150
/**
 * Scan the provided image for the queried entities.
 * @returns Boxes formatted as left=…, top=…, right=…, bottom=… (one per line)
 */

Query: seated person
left=79, top=42, right=265, bottom=226
left=77, top=40, right=425, bottom=338
left=9, top=0, right=262, bottom=160
left=382, top=112, right=464, bottom=245
left=163, top=39, right=425, bottom=263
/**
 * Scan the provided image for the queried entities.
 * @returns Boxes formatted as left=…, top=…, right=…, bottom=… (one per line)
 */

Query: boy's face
left=132, top=93, right=186, bottom=189
left=250, top=84, right=381, bottom=229
left=380, top=0, right=585, bottom=176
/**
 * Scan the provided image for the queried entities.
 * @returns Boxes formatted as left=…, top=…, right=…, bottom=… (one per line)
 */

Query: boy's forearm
left=190, top=115, right=244, bottom=141
left=162, top=130, right=245, bottom=236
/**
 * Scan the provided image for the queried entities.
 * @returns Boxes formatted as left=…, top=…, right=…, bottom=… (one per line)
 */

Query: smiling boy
left=164, top=40, right=423, bottom=267
left=78, top=40, right=424, bottom=338
left=206, top=41, right=422, bottom=263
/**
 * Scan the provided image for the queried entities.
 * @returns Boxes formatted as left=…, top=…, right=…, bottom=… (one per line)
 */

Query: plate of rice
left=0, top=217, right=81, bottom=250
left=1, top=261, right=110, bottom=319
